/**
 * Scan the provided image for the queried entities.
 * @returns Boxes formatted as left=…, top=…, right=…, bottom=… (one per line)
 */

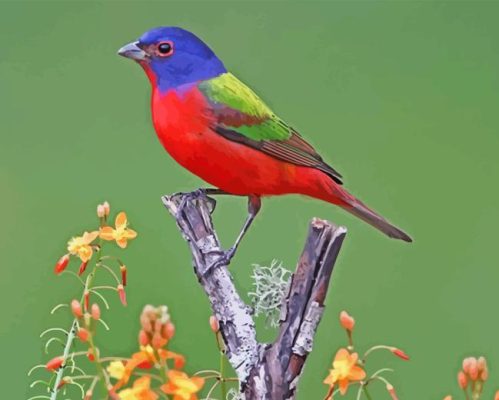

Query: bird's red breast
left=149, top=85, right=346, bottom=204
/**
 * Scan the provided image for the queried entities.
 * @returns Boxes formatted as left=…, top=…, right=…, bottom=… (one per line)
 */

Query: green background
left=1, top=1, right=498, bottom=399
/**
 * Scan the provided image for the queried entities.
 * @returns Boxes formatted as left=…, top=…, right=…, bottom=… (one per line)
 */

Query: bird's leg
left=173, top=189, right=260, bottom=270
left=213, top=195, right=262, bottom=267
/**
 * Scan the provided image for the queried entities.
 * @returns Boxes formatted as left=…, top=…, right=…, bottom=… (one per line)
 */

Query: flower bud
left=138, top=329, right=149, bottom=346
left=462, top=357, right=472, bottom=373
left=443, top=396, right=452, bottom=400
left=468, top=357, right=479, bottom=380
left=386, top=384, right=398, bottom=400
left=91, top=303, right=101, bottom=320
left=117, top=284, right=127, bottom=306
left=78, top=328, right=89, bottom=342
left=481, top=367, right=489, bottom=381
left=87, top=349, right=95, bottom=362
left=46, top=356, right=64, bottom=370
left=140, top=314, right=152, bottom=332
left=84, top=291, right=90, bottom=311
left=120, top=265, right=127, bottom=286
left=154, top=319, right=163, bottom=333
left=54, top=254, right=70, bottom=275
left=84, top=390, right=93, bottom=400
left=209, top=316, right=220, bottom=333
left=102, top=201, right=110, bottom=216
left=494, top=391, right=499, bottom=400
left=164, top=322, right=175, bottom=339
left=458, top=371, right=468, bottom=389
left=391, top=347, right=410, bottom=361
left=339, top=311, right=355, bottom=331
left=78, top=261, right=88, bottom=276
left=71, top=299, right=83, bottom=318
left=152, top=332, right=166, bottom=349
left=477, top=356, right=487, bottom=372
left=97, top=204, right=106, bottom=218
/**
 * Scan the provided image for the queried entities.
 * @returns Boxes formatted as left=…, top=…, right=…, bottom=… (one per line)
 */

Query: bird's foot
left=174, top=189, right=215, bottom=217
left=206, top=247, right=236, bottom=273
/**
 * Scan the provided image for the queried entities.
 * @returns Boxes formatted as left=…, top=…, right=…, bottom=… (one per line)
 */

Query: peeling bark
left=162, top=192, right=346, bottom=399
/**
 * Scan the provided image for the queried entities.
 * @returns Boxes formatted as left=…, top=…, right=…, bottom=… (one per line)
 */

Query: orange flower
left=323, top=348, right=366, bottom=395
left=67, top=231, right=99, bottom=262
left=158, top=349, right=186, bottom=369
left=118, top=376, right=158, bottom=400
left=113, top=346, right=157, bottom=390
left=161, top=370, right=204, bottom=400
left=100, top=212, right=137, bottom=248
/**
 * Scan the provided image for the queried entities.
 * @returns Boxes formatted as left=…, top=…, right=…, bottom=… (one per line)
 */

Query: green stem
left=85, top=242, right=110, bottom=396
left=87, top=331, right=108, bottom=394
left=49, top=319, right=78, bottom=400
left=219, top=347, right=227, bottom=399
left=363, top=385, right=373, bottom=400
left=159, top=355, right=169, bottom=382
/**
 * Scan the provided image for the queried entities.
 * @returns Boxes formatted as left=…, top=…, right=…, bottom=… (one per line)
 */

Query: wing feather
left=198, top=73, right=343, bottom=184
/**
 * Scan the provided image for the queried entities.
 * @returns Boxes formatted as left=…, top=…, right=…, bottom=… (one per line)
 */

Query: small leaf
left=29, top=380, right=50, bottom=388
left=44, top=337, right=66, bottom=354
left=50, top=304, right=69, bottom=314
left=40, top=327, right=68, bottom=338
left=27, top=365, right=46, bottom=376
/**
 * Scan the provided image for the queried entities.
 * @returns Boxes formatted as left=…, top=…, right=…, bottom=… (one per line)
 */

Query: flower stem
left=84, top=242, right=110, bottom=395
left=214, top=332, right=227, bottom=400
left=49, top=319, right=77, bottom=400
left=219, top=351, right=227, bottom=399
left=323, top=385, right=334, bottom=400
left=363, top=385, right=373, bottom=400
left=87, top=332, right=108, bottom=394
left=362, top=345, right=392, bottom=361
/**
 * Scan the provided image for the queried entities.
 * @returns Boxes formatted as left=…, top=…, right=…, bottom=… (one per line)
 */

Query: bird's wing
left=197, top=73, right=343, bottom=184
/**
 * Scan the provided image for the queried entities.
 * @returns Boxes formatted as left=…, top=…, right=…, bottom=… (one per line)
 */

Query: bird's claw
left=174, top=189, right=209, bottom=217
left=206, top=247, right=236, bottom=273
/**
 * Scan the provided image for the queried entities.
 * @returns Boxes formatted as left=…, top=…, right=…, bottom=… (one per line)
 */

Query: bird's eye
left=157, top=41, right=173, bottom=57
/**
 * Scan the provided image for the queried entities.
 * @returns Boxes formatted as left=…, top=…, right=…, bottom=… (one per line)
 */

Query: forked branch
left=162, top=192, right=346, bottom=399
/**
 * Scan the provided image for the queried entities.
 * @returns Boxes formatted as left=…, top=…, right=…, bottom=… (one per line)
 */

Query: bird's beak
left=117, top=41, right=148, bottom=61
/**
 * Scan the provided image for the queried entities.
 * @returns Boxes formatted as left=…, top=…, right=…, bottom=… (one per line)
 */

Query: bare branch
left=162, top=193, right=260, bottom=383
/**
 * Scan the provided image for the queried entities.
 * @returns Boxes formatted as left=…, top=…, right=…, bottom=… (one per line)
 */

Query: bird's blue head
left=118, top=27, right=227, bottom=93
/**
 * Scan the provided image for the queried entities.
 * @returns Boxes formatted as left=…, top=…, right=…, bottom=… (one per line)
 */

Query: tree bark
left=162, top=192, right=346, bottom=399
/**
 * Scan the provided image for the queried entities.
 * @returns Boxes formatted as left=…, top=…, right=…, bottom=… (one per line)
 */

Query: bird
left=118, top=26, right=411, bottom=260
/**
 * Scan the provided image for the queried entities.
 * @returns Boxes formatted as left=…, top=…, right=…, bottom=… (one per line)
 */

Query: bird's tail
left=324, top=183, right=412, bottom=242
left=342, top=199, right=412, bottom=242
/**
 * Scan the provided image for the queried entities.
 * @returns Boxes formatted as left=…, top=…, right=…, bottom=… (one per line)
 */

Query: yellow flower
left=323, top=348, right=366, bottom=395
left=118, top=376, right=158, bottom=400
left=113, top=346, right=157, bottom=391
left=107, top=361, right=126, bottom=380
left=161, top=370, right=204, bottom=400
left=100, top=212, right=137, bottom=248
left=67, top=231, right=99, bottom=262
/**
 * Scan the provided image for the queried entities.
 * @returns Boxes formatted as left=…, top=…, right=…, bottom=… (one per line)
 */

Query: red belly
left=150, top=87, right=338, bottom=202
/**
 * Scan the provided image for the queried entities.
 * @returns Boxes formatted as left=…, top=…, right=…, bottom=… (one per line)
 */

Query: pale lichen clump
left=248, top=259, right=291, bottom=328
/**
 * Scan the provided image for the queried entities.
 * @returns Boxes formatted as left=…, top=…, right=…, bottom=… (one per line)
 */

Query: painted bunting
left=118, top=27, right=411, bottom=259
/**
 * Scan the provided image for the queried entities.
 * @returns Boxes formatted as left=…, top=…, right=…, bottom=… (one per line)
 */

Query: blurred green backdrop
left=1, top=1, right=498, bottom=399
